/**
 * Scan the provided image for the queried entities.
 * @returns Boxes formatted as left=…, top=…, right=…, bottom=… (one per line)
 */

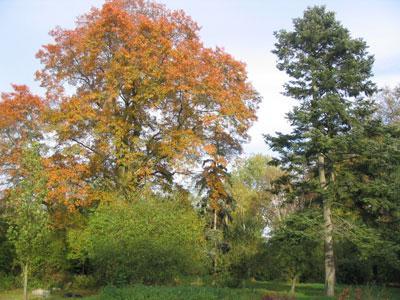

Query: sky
left=1, top=0, right=400, bottom=155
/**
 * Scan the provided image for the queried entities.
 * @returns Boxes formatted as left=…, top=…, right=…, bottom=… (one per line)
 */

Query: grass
left=1, top=281, right=399, bottom=300
left=245, top=281, right=400, bottom=299
left=86, top=285, right=267, bottom=300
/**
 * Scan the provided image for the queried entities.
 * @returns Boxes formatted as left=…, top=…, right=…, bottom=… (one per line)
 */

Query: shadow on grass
left=246, top=281, right=326, bottom=295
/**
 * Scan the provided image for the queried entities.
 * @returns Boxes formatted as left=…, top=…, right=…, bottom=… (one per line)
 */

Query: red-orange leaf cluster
left=0, top=85, right=45, bottom=186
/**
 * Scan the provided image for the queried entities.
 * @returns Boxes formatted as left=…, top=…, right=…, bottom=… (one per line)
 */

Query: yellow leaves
left=158, top=129, right=198, bottom=157
left=33, top=0, right=260, bottom=200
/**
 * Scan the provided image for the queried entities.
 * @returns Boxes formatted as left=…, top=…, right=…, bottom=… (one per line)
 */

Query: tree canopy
left=36, top=0, right=260, bottom=199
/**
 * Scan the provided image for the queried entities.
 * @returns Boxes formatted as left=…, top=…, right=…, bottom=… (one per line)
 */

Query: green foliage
left=0, top=218, right=14, bottom=275
left=267, top=5, right=377, bottom=195
left=0, top=274, right=19, bottom=290
left=266, top=6, right=383, bottom=293
left=68, top=197, right=207, bottom=285
left=223, top=216, right=264, bottom=284
left=214, top=155, right=282, bottom=285
left=229, top=155, right=283, bottom=225
left=265, top=210, right=323, bottom=283
left=332, top=121, right=400, bottom=281
left=6, top=143, right=52, bottom=275
left=71, top=275, right=97, bottom=289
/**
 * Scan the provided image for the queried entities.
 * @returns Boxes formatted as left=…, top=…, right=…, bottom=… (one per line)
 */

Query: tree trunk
left=23, top=263, right=28, bottom=300
left=213, top=209, right=218, bottom=274
left=290, top=274, right=298, bottom=294
left=318, top=154, right=335, bottom=297
left=213, top=209, right=217, bottom=230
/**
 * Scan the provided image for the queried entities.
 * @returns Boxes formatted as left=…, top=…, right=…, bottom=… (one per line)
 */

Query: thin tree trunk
left=290, top=274, right=298, bottom=294
left=213, top=209, right=217, bottom=230
left=318, top=154, right=335, bottom=297
left=213, top=209, right=217, bottom=274
left=23, top=263, right=28, bottom=300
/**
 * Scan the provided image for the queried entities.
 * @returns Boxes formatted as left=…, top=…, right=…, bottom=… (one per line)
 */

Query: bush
left=68, top=198, right=207, bottom=285
left=72, top=274, right=97, bottom=289
left=0, top=274, right=19, bottom=290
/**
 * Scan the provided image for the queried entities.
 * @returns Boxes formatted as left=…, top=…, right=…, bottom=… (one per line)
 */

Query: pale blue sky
left=1, top=0, right=399, bottom=154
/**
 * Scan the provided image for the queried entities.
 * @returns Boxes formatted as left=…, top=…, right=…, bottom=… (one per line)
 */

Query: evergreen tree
left=266, top=6, right=376, bottom=296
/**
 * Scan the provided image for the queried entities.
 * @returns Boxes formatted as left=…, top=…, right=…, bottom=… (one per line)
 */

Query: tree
left=0, top=84, right=94, bottom=224
left=375, top=84, right=400, bottom=125
left=6, top=144, right=51, bottom=300
left=334, top=119, right=400, bottom=283
left=197, top=158, right=233, bottom=275
left=266, top=210, right=322, bottom=294
left=0, top=85, right=45, bottom=191
left=216, top=155, right=280, bottom=285
left=267, top=6, right=376, bottom=296
left=36, top=0, right=260, bottom=198
left=229, top=154, right=291, bottom=228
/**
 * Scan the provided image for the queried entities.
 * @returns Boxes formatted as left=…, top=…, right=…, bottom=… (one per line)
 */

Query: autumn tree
left=36, top=0, right=260, bottom=200
left=0, top=85, right=93, bottom=227
left=267, top=6, right=376, bottom=296
left=0, top=85, right=45, bottom=191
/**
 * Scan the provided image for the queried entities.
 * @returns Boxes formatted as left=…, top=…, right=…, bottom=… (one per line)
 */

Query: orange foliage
left=0, top=85, right=94, bottom=225
left=0, top=85, right=45, bottom=185
left=35, top=0, right=260, bottom=194
left=44, top=155, right=92, bottom=210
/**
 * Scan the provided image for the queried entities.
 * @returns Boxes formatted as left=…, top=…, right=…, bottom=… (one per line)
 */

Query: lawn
left=1, top=281, right=399, bottom=299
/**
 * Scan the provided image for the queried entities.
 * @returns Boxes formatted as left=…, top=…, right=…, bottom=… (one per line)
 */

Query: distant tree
left=218, top=155, right=281, bottom=284
left=0, top=210, right=14, bottom=276
left=267, top=6, right=376, bottom=296
left=229, top=154, right=291, bottom=228
left=375, top=85, right=400, bottom=125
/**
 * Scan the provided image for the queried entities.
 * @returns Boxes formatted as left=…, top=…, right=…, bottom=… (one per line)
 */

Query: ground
left=0, top=281, right=399, bottom=299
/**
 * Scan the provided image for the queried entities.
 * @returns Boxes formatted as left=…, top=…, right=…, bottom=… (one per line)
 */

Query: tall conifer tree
left=267, top=6, right=376, bottom=296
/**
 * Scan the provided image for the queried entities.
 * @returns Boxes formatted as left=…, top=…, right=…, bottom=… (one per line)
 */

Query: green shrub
left=68, top=198, right=207, bottom=285
left=0, top=274, right=19, bottom=290
left=72, top=274, right=97, bottom=289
